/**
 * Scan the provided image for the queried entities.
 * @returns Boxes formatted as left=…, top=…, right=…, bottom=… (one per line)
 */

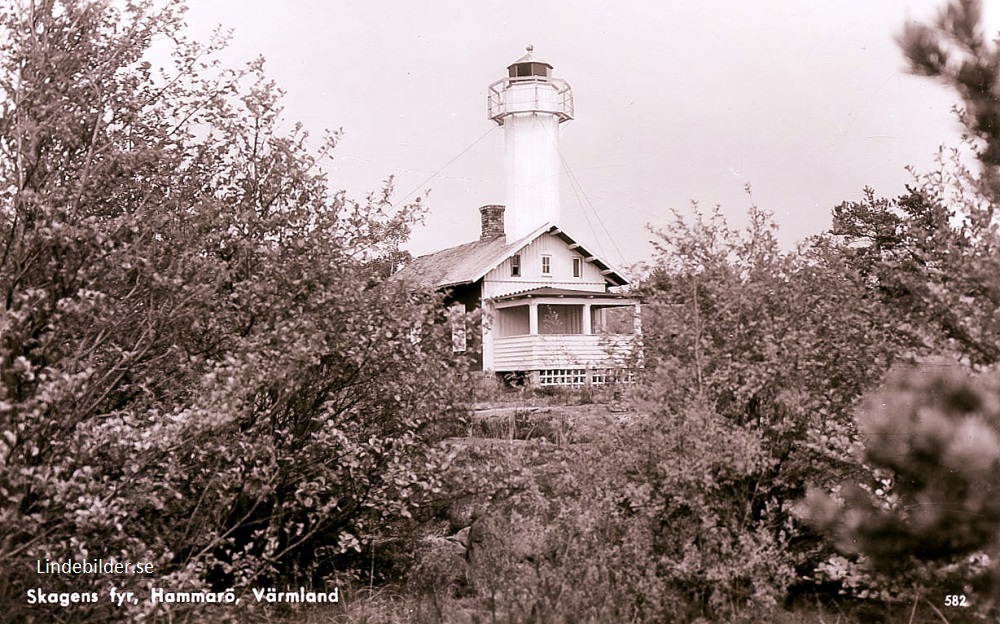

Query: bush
left=439, top=404, right=798, bottom=623
left=0, top=1, right=469, bottom=620
left=801, top=361, right=1000, bottom=616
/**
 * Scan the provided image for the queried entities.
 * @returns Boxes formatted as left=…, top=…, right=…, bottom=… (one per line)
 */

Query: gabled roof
left=392, top=234, right=512, bottom=290
left=393, top=222, right=629, bottom=291
left=546, top=224, right=628, bottom=287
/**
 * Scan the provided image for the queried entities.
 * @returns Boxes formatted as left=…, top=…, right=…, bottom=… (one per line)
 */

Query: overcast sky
left=180, top=1, right=997, bottom=271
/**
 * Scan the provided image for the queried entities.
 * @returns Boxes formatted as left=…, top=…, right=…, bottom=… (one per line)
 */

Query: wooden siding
left=492, top=334, right=636, bottom=371
left=483, top=233, right=606, bottom=298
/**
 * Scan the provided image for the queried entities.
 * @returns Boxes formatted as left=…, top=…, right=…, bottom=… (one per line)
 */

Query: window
left=510, top=63, right=548, bottom=78
left=572, top=257, right=582, bottom=278
left=511, top=254, right=521, bottom=277
left=497, top=305, right=530, bottom=337
left=539, top=304, right=583, bottom=334
left=539, top=369, right=587, bottom=386
left=541, top=254, right=552, bottom=276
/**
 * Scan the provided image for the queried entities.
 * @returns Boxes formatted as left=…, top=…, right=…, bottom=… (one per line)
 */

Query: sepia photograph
left=2, top=0, right=1000, bottom=622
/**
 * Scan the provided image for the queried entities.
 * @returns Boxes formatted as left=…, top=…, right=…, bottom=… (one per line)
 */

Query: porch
left=486, top=288, right=641, bottom=381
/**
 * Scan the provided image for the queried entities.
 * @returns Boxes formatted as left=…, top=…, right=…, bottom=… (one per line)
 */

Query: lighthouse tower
left=488, top=46, right=574, bottom=241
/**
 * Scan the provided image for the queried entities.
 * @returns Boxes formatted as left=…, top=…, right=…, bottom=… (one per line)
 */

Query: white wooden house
left=394, top=48, right=640, bottom=386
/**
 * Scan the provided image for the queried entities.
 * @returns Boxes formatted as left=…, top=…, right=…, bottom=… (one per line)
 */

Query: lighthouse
left=395, top=48, right=639, bottom=386
left=488, top=46, right=574, bottom=241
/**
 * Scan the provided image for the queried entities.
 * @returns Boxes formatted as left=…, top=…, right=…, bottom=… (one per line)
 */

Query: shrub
left=444, top=404, right=798, bottom=623
left=801, top=361, right=1000, bottom=616
left=0, top=1, right=468, bottom=620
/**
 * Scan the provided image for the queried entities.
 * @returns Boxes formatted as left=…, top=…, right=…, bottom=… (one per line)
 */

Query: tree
left=899, top=0, right=1000, bottom=199
left=894, top=0, right=1000, bottom=367
left=831, top=181, right=1000, bottom=366
left=0, top=1, right=466, bottom=620
left=794, top=1, right=1000, bottom=614
left=634, top=200, right=906, bottom=614
left=801, top=362, right=1000, bottom=613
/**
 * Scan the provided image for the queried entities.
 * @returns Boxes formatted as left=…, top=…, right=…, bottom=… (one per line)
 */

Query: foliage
left=616, top=404, right=797, bottom=621
left=430, top=405, right=795, bottom=623
left=899, top=0, right=1000, bottom=199
left=831, top=171, right=1000, bottom=366
left=633, top=200, right=912, bottom=612
left=643, top=202, right=903, bottom=422
left=801, top=362, right=1000, bottom=616
left=793, top=1, right=1000, bottom=615
left=0, top=0, right=467, bottom=621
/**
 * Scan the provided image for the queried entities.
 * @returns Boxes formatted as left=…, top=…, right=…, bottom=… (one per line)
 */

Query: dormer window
left=511, top=254, right=521, bottom=277
left=541, top=255, right=552, bottom=276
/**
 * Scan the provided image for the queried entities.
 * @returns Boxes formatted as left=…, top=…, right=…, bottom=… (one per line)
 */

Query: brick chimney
left=479, top=205, right=505, bottom=241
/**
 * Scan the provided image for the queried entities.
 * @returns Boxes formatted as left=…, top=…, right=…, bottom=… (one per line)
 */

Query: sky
left=178, top=1, right=998, bottom=272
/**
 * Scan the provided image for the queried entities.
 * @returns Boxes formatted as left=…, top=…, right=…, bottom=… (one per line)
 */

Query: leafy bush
left=0, top=1, right=468, bottom=620
left=635, top=200, right=909, bottom=603
left=440, top=404, right=797, bottom=623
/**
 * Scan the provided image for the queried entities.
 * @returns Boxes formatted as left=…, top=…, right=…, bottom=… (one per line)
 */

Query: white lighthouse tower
left=488, top=46, right=574, bottom=241
left=395, top=49, right=639, bottom=385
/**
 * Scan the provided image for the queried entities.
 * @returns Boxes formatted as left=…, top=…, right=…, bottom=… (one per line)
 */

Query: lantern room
left=507, top=45, right=552, bottom=79
left=487, top=45, right=574, bottom=125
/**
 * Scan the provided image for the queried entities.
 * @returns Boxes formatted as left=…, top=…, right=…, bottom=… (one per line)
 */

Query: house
left=395, top=47, right=640, bottom=386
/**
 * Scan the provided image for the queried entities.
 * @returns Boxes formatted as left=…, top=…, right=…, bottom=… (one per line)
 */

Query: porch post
left=529, top=301, right=539, bottom=335
left=582, top=303, right=592, bottom=335
left=482, top=300, right=495, bottom=372
left=633, top=302, right=644, bottom=367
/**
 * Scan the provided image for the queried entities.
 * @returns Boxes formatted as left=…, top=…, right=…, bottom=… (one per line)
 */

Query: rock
left=420, top=534, right=466, bottom=560
left=465, top=519, right=487, bottom=564
left=410, top=535, right=468, bottom=593
left=447, top=497, right=483, bottom=531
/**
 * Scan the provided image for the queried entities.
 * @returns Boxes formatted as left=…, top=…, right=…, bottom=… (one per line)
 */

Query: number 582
left=945, top=595, right=968, bottom=607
